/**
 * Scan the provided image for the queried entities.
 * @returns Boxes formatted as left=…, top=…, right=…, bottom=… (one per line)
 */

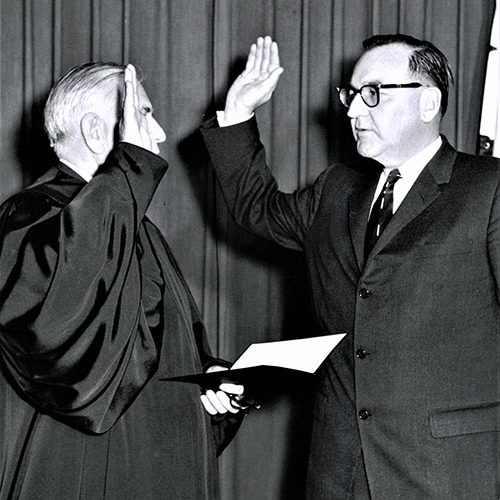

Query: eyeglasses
left=336, top=83, right=428, bottom=108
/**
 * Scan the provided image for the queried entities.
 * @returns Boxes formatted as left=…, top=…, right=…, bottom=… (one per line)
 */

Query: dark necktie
left=364, top=168, right=401, bottom=258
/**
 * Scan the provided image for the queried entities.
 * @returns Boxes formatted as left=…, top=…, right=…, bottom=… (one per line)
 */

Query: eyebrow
left=346, top=80, right=378, bottom=91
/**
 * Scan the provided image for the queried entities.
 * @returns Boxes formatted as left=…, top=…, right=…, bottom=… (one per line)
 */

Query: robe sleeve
left=0, top=143, right=167, bottom=434
left=200, top=116, right=331, bottom=251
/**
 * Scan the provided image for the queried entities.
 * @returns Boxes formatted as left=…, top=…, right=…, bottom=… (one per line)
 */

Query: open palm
left=225, top=36, right=284, bottom=121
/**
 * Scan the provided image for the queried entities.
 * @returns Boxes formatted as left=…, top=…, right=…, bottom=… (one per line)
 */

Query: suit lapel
left=368, top=169, right=441, bottom=258
left=349, top=169, right=380, bottom=270
left=367, top=137, right=458, bottom=260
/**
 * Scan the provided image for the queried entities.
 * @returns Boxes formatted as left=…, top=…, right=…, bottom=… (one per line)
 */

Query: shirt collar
left=382, top=136, right=442, bottom=182
left=59, top=158, right=93, bottom=182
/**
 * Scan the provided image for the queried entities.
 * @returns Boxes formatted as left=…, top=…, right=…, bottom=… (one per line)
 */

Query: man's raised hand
left=224, top=36, right=284, bottom=123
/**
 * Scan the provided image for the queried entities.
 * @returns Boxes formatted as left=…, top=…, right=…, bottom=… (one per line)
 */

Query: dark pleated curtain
left=0, top=1, right=495, bottom=499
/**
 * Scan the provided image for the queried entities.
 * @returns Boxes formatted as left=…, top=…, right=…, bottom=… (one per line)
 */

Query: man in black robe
left=0, top=62, right=244, bottom=499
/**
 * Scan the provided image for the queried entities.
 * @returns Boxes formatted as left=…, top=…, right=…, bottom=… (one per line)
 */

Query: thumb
left=267, top=66, right=284, bottom=88
left=270, top=66, right=284, bottom=78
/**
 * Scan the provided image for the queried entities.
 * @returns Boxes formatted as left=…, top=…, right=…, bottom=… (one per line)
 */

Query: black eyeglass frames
left=336, top=83, right=429, bottom=108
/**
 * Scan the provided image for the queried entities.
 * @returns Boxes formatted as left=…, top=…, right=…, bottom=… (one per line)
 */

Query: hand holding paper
left=200, top=365, right=250, bottom=415
left=163, top=334, right=347, bottom=399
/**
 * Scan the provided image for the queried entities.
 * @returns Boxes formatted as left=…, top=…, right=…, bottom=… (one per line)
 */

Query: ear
left=419, top=87, right=441, bottom=123
left=80, top=112, right=106, bottom=154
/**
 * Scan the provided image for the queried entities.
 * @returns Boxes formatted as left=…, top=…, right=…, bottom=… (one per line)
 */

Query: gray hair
left=44, top=62, right=127, bottom=154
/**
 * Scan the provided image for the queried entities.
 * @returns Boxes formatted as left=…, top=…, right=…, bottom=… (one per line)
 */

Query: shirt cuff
left=216, top=110, right=255, bottom=128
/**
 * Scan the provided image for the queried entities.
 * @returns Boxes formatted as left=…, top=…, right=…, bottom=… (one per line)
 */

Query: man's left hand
left=200, top=365, right=248, bottom=415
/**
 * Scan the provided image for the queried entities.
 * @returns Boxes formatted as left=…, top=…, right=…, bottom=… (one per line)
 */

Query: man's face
left=133, top=83, right=167, bottom=155
left=347, top=44, right=427, bottom=168
left=100, top=80, right=166, bottom=156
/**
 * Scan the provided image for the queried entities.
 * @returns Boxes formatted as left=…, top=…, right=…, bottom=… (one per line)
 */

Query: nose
left=149, top=116, right=166, bottom=144
left=347, top=92, right=369, bottom=119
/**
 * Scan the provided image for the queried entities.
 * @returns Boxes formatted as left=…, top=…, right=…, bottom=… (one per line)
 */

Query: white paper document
left=230, top=333, right=346, bottom=373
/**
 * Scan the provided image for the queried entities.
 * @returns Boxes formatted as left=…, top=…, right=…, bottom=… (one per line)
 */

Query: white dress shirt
left=370, top=137, right=442, bottom=215
left=59, top=158, right=93, bottom=182
left=216, top=110, right=254, bottom=127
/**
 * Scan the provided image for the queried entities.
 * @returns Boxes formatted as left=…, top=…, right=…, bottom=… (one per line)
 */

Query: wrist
left=223, top=101, right=254, bottom=125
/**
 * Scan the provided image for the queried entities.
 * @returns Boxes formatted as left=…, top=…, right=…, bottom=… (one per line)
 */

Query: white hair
left=44, top=62, right=126, bottom=156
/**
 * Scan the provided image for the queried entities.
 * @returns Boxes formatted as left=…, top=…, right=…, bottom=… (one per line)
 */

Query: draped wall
left=0, top=1, right=495, bottom=498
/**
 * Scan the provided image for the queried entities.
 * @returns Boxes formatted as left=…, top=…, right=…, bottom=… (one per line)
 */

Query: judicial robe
left=0, top=143, right=230, bottom=499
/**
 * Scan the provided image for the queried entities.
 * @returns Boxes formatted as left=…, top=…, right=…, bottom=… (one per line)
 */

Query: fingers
left=219, top=383, right=244, bottom=395
left=244, top=37, right=263, bottom=75
left=200, top=366, right=248, bottom=415
left=224, top=36, right=282, bottom=120
left=124, top=64, right=138, bottom=109
left=200, top=393, right=217, bottom=415
left=200, top=390, right=240, bottom=415
left=268, top=65, right=284, bottom=88
left=204, top=364, right=227, bottom=373
left=122, top=65, right=134, bottom=119
left=245, top=36, right=280, bottom=77
left=260, top=36, right=272, bottom=74
left=269, top=40, right=281, bottom=71
left=121, top=64, right=139, bottom=139
left=245, top=43, right=257, bottom=72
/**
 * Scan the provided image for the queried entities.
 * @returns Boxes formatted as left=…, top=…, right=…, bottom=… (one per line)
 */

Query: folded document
left=161, top=333, right=346, bottom=389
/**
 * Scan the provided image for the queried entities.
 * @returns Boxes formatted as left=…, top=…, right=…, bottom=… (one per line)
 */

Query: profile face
left=347, top=44, right=427, bottom=168
left=99, top=78, right=166, bottom=157
left=134, top=83, right=167, bottom=155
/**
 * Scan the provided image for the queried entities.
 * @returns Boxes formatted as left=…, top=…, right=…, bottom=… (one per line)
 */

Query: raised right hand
left=119, top=64, right=155, bottom=152
left=224, top=36, right=284, bottom=123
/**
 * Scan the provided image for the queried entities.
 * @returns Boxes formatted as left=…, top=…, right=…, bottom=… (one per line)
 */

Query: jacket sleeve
left=200, top=116, right=330, bottom=251
left=0, top=143, right=167, bottom=434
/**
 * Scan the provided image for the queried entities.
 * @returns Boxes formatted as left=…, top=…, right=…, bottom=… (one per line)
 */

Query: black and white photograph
left=0, top=1, right=498, bottom=499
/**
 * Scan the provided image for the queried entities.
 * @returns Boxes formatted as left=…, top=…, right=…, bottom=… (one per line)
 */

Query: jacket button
left=358, top=409, right=371, bottom=420
left=356, top=348, right=368, bottom=359
left=359, top=288, right=372, bottom=298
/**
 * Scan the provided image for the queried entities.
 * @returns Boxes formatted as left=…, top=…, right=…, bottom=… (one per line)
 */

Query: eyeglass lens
left=338, top=83, right=425, bottom=109
left=339, top=85, right=379, bottom=108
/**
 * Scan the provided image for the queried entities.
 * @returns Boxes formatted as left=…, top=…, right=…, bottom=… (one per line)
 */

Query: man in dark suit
left=201, top=34, right=500, bottom=498
left=0, top=62, right=245, bottom=499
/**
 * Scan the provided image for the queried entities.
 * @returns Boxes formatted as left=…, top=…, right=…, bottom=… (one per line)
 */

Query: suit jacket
left=201, top=117, right=500, bottom=499
left=0, top=143, right=235, bottom=499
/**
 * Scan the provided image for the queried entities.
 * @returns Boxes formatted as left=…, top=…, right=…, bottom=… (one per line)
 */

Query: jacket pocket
left=429, top=401, right=500, bottom=438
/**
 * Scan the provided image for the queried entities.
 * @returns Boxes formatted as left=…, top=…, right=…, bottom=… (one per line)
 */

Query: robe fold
left=0, top=143, right=228, bottom=499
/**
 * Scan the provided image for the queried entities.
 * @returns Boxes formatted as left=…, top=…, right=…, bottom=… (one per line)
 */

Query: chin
left=356, top=142, right=374, bottom=159
left=356, top=141, right=386, bottom=162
